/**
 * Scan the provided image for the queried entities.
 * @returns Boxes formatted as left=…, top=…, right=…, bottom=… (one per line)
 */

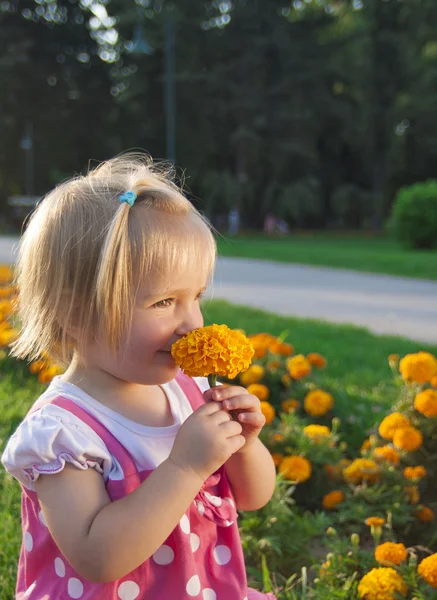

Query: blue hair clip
left=119, top=191, right=137, bottom=207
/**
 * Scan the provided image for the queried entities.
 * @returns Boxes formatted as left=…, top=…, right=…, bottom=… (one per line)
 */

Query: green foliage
left=391, top=181, right=437, bottom=249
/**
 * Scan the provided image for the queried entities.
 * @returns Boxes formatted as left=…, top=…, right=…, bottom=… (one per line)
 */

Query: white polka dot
left=202, top=589, right=217, bottom=600
left=117, top=580, right=140, bottom=600
left=23, top=581, right=36, bottom=597
left=68, top=577, right=84, bottom=598
left=39, top=510, right=47, bottom=527
left=205, top=492, right=222, bottom=507
left=186, top=575, right=201, bottom=596
left=24, top=531, right=33, bottom=552
left=180, top=514, right=190, bottom=534
left=153, top=545, right=175, bottom=565
left=213, top=545, right=232, bottom=565
left=196, top=500, right=205, bottom=515
left=54, top=557, right=66, bottom=577
left=225, top=497, right=235, bottom=508
left=190, top=533, right=200, bottom=552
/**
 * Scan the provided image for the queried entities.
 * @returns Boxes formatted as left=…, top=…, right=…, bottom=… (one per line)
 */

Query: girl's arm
left=35, top=401, right=245, bottom=584
left=225, top=438, right=276, bottom=511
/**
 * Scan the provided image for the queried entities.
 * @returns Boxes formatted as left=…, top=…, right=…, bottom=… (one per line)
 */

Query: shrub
left=391, top=180, right=437, bottom=249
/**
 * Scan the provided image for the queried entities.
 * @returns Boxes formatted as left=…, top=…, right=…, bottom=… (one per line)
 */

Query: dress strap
left=30, top=395, right=139, bottom=479
left=175, top=371, right=206, bottom=411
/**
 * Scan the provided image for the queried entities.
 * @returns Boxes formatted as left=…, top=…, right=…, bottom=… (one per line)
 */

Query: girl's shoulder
left=1, top=393, right=113, bottom=491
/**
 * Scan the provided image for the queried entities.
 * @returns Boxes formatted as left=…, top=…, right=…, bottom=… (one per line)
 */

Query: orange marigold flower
left=248, top=333, right=277, bottom=359
left=279, top=456, right=312, bottom=483
left=266, top=360, right=281, bottom=371
left=431, top=375, right=437, bottom=388
left=0, top=285, right=15, bottom=298
left=0, top=327, right=18, bottom=346
left=414, top=389, right=437, bottom=418
left=281, top=374, right=291, bottom=387
left=400, top=351, right=437, bottom=384
left=404, top=466, right=426, bottom=481
left=365, top=516, right=385, bottom=527
left=269, top=340, right=294, bottom=356
left=171, top=324, right=254, bottom=379
left=304, top=389, right=334, bottom=417
left=361, top=439, right=372, bottom=453
left=375, top=542, right=408, bottom=566
left=416, top=506, right=435, bottom=522
left=270, top=452, right=284, bottom=467
left=303, top=424, right=331, bottom=442
left=358, top=568, right=408, bottom=600
left=247, top=383, right=270, bottom=402
left=286, top=354, right=311, bottom=379
left=373, top=446, right=400, bottom=465
left=29, top=360, right=48, bottom=374
left=307, top=352, right=327, bottom=369
left=260, top=401, right=276, bottom=424
left=378, top=412, right=411, bottom=441
left=405, top=486, right=420, bottom=505
left=0, top=265, right=14, bottom=284
left=38, top=365, right=64, bottom=385
left=281, top=398, right=300, bottom=413
left=322, top=490, right=344, bottom=510
left=393, top=426, right=423, bottom=452
left=239, top=364, right=265, bottom=387
left=272, top=433, right=284, bottom=442
left=418, top=552, right=437, bottom=588
left=344, top=459, right=380, bottom=485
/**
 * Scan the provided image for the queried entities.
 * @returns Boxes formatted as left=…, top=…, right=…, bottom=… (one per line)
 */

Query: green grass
left=1, top=300, right=437, bottom=598
left=216, top=234, right=437, bottom=280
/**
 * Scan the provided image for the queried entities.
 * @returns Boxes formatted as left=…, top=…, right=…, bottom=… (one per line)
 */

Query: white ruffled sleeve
left=1, top=404, right=114, bottom=490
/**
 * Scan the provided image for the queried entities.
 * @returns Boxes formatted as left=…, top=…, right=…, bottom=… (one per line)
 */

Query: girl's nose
left=175, top=304, right=203, bottom=337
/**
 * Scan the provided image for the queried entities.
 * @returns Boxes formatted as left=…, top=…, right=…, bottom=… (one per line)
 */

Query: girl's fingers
left=237, top=412, right=266, bottom=427
left=222, top=395, right=260, bottom=412
left=204, top=385, right=249, bottom=403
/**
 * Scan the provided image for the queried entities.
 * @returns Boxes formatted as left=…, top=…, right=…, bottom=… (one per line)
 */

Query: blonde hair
left=11, top=153, right=216, bottom=366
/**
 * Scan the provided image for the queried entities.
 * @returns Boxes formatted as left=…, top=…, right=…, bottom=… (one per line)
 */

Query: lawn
left=1, top=300, right=437, bottom=598
left=216, top=234, right=437, bottom=281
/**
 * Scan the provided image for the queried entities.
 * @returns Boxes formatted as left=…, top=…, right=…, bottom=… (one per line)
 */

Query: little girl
left=2, top=154, right=277, bottom=600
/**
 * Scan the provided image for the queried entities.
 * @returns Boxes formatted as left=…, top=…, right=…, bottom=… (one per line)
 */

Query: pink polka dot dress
left=13, top=373, right=277, bottom=599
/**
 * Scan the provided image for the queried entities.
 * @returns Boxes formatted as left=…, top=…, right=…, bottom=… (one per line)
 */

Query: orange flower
left=416, top=506, right=435, bottom=522
left=272, top=433, right=284, bottom=442
left=247, top=333, right=277, bottom=359
left=414, top=389, right=437, bottom=418
left=304, top=389, right=334, bottom=417
left=279, top=456, right=312, bottom=483
left=281, top=398, right=300, bottom=413
left=375, top=542, right=408, bottom=566
left=404, top=466, right=426, bottom=481
left=343, top=459, right=380, bottom=485
left=405, top=486, right=420, bottom=505
left=247, top=383, right=270, bottom=402
left=307, top=352, right=327, bottom=369
left=322, top=490, right=344, bottom=510
left=365, top=516, right=385, bottom=527
left=260, top=401, right=276, bottom=424
left=239, top=365, right=265, bottom=387
left=0, top=265, right=14, bottom=284
left=303, top=424, right=331, bottom=442
left=400, top=352, right=437, bottom=384
left=393, top=426, right=423, bottom=452
left=373, top=446, right=400, bottom=465
left=269, top=340, right=294, bottom=356
left=281, top=374, right=291, bottom=387
left=286, top=354, right=311, bottom=379
left=378, top=412, right=411, bottom=441
left=361, top=439, right=372, bottom=453
left=418, top=552, right=437, bottom=588
left=38, top=365, right=64, bottom=385
left=358, top=568, right=407, bottom=600
left=266, top=360, right=281, bottom=371
left=431, top=375, right=437, bottom=388
left=270, top=452, right=284, bottom=467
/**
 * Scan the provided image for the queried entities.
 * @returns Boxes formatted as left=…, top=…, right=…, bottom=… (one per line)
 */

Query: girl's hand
left=203, top=386, right=266, bottom=451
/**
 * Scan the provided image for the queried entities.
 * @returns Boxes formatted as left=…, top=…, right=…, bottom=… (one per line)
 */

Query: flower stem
left=208, top=374, right=217, bottom=387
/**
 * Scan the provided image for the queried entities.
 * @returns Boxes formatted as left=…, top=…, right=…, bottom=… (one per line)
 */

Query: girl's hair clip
left=119, top=191, right=137, bottom=207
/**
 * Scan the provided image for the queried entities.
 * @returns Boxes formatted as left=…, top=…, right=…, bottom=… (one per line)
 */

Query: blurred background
left=1, top=0, right=437, bottom=237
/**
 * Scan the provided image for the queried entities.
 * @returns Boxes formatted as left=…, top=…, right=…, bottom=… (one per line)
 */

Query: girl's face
left=82, top=266, right=208, bottom=385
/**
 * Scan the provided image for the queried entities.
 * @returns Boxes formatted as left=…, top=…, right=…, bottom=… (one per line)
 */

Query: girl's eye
left=152, top=298, right=174, bottom=308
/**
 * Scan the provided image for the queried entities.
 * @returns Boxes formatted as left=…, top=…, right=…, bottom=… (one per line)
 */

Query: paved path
left=1, top=236, right=436, bottom=344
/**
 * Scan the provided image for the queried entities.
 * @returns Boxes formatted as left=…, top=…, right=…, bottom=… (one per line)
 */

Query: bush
left=391, top=180, right=437, bottom=249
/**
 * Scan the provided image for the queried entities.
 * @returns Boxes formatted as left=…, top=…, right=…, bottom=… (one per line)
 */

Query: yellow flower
left=248, top=333, right=277, bottom=359
left=304, top=389, right=334, bottom=417
left=0, top=265, right=14, bottom=284
left=286, top=354, right=311, bottom=379
left=358, top=568, right=407, bottom=600
left=418, top=552, right=437, bottom=588
left=0, top=327, right=18, bottom=346
left=415, top=506, right=435, bottom=522
left=414, top=389, right=437, bottom=418
left=278, top=456, right=312, bottom=483
left=405, top=485, right=420, bottom=504
left=307, top=352, right=327, bottom=369
left=171, top=324, right=254, bottom=379
left=247, top=383, right=270, bottom=402
left=281, top=398, right=300, bottom=413
left=239, top=365, right=265, bottom=387
left=404, top=465, right=426, bottom=481
left=343, top=459, right=380, bottom=485
left=269, top=340, right=294, bottom=356
left=393, top=426, right=423, bottom=452
left=373, top=446, right=400, bottom=465
left=400, top=351, right=437, bottom=384
left=303, top=424, right=331, bottom=443
left=270, top=452, right=284, bottom=467
left=378, top=412, right=411, bottom=441
left=375, top=542, right=408, bottom=566
left=322, top=490, right=344, bottom=510
left=260, top=401, right=275, bottom=424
